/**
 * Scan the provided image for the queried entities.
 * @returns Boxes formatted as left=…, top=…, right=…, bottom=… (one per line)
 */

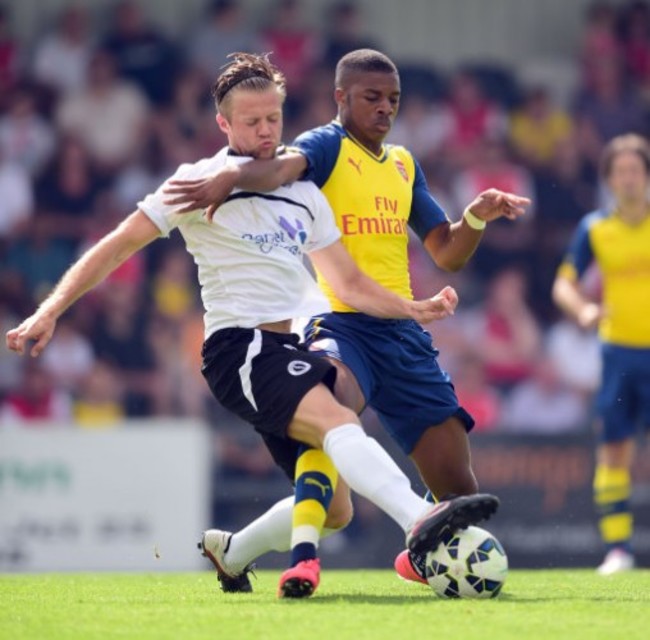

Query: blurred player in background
left=553, top=133, right=650, bottom=575
left=164, top=49, right=528, bottom=585
left=6, top=52, right=499, bottom=598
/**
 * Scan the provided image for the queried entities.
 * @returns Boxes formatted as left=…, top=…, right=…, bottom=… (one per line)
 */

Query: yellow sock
left=593, top=464, right=633, bottom=551
left=291, top=447, right=338, bottom=566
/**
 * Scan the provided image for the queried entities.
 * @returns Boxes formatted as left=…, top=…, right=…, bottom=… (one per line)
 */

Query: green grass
left=1, top=570, right=649, bottom=640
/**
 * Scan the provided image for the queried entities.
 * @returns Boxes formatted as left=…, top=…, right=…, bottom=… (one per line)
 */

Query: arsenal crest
left=395, top=159, right=408, bottom=182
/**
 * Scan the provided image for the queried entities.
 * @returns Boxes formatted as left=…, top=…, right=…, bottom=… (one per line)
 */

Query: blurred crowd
left=1, top=0, right=648, bottom=459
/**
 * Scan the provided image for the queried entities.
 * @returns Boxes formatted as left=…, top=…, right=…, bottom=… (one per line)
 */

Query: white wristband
left=463, top=208, right=486, bottom=230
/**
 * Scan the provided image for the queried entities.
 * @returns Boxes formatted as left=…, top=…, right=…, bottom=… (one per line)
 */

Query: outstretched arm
left=309, top=240, right=458, bottom=324
left=424, top=188, right=531, bottom=272
left=163, top=152, right=308, bottom=219
left=6, top=211, right=160, bottom=357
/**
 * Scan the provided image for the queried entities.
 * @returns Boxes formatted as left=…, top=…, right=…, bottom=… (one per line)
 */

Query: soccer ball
left=425, top=526, right=508, bottom=599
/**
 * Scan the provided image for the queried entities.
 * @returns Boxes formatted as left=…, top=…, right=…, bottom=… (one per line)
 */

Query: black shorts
left=201, top=327, right=337, bottom=479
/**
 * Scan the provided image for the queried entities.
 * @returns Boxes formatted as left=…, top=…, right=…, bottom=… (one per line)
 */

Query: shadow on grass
left=281, top=594, right=436, bottom=605
left=272, top=591, right=650, bottom=605
left=498, top=593, right=649, bottom=604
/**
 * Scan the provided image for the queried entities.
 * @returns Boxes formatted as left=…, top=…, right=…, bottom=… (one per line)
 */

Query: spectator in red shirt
left=470, top=268, right=542, bottom=393
left=0, top=361, right=72, bottom=425
left=438, top=70, right=507, bottom=170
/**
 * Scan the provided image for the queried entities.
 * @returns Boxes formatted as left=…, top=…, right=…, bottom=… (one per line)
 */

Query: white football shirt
left=138, top=148, right=340, bottom=339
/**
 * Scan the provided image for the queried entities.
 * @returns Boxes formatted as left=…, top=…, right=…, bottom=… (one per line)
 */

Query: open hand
left=163, top=165, right=239, bottom=220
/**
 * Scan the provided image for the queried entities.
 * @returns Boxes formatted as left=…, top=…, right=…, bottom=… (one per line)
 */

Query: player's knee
left=289, top=400, right=359, bottom=448
left=334, top=404, right=359, bottom=426
left=321, top=405, right=359, bottom=433
left=598, top=439, right=634, bottom=468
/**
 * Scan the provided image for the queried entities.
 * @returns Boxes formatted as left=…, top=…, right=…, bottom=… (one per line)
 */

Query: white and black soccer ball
left=425, top=526, right=508, bottom=599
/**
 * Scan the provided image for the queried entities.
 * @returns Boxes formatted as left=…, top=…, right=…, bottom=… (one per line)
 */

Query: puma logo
left=305, top=477, right=331, bottom=497
left=347, top=157, right=362, bottom=175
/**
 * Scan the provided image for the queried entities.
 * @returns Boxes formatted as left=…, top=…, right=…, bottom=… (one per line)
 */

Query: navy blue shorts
left=597, top=343, right=650, bottom=443
left=304, top=312, right=474, bottom=454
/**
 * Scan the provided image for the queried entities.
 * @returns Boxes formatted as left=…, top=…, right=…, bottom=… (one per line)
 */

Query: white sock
left=226, top=423, right=427, bottom=570
left=323, top=423, right=427, bottom=532
left=226, top=496, right=344, bottom=572
left=226, top=496, right=293, bottom=572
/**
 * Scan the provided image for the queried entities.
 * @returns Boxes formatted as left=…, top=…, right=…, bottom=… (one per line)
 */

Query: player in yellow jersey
left=553, top=134, right=650, bottom=575
left=165, top=49, right=529, bottom=586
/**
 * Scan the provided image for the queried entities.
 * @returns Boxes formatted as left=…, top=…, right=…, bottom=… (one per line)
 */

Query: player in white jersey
left=6, top=53, right=498, bottom=598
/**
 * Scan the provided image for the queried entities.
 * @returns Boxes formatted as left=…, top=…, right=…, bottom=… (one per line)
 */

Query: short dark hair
left=600, top=133, right=650, bottom=177
left=212, top=52, right=286, bottom=116
left=335, top=49, right=398, bottom=88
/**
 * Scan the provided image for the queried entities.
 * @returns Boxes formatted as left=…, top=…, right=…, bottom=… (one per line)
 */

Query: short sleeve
left=558, top=214, right=595, bottom=280
left=292, top=124, right=342, bottom=188
left=408, top=158, right=449, bottom=241
left=303, top=186, right=341, bottom=252
left=137, top=164, right=209, bottom=236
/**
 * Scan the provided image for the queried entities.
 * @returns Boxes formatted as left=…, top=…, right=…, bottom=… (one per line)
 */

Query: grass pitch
left=1, top=569, right=649, bottom=640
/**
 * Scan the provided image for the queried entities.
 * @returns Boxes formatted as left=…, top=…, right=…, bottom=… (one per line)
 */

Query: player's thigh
left=597, top=344, right=638, bottom=440
left=305, top=313, right=371, bottom=414
left=325, top=479, right=353, bottom=530
left=287, top=383, right=358, bottom=448
left=327, top=357, right=365, bottom=414
left=596, top=347, right=648, bottom=467
left=410, top=416, right=478, bottom=498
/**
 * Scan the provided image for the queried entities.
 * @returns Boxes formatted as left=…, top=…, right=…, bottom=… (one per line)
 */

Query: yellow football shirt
left=293, top=121, right=449, bottom=312
left=557, top=209, right=650, bottom=347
